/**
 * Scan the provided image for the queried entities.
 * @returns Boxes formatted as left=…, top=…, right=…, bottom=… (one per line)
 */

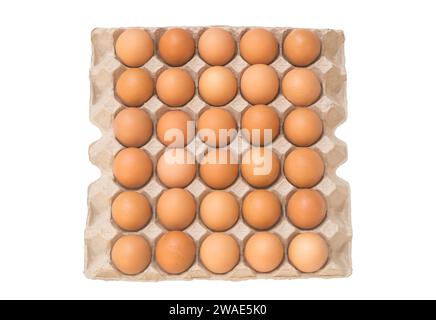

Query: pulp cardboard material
left=86, top=27, right=351, bottom=281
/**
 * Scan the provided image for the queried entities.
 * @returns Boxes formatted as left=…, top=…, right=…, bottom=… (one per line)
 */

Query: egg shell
left=198, top=28, right=236, bottom=66
left=115, top=29, right=154, bottom=67
left=241, top=147, right=280, bottom=188
left=157, top=149, right=196, bottom=188
left=284, top=148, right=324, bottom=188
left=111, top=235, right=151, bottom=275
left=155, top=231, right=196, bottom=274
left=158, top=28, right=195, bottom=66
left=200, top=233, right=240, bottom=274
left=288, top=233, right=329, bottom=273
left=240, top=28, right=278, bottom=64
left=115, top=68, right=153, bottom=107
left=112, top=191, right=152, bottom=231
left=156, top=110, right=194, bottom=147
left=284, top=107, right=323, bottom=147
left=197, top=108, right=237, bottom=147
left=156, top=68, right=195, bottom=107
left=241, top=105, right=280, bottom=146
left=113, top=108, right=153, bottom=147
left=200, top=191, right=239, bottom=231
left=287, top=189, right=327, bottom=229
left=157, top=188, right=196, bottom=231
left=282, top=68, right=321, bottom=106
left=283, top=29, right=321, bottom=67
left=242, top=190, right=281, bottom=230
left=199, top=149, right=238, bottom=189
left=199, top=66, right=237, bottom=106
left=240, top=64, right=279, bottom=105
left=244, top=232, right=284, bottom=273
left=112, top=148, right=153, bottom=189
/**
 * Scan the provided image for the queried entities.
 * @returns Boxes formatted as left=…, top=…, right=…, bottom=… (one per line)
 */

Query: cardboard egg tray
left=86, top=26, right=351, bottom=281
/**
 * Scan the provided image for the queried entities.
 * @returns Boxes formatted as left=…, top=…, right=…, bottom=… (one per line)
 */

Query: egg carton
left=86, top=26, right=351, bottom=281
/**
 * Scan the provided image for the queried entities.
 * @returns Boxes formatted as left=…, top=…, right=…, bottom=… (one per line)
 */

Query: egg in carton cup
left=86, top=26, right=351, bottom=281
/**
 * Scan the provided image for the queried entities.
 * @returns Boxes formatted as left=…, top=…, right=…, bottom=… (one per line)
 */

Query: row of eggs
left=113, top=147, right=325, bottom=190
left=115, top=66, right=322, bottom=109
left=115, top=27, right=321, bottom=68
left=111, top=232, right=329, bottom=276
left=114, top=106, right=323, bottom=148
left=113, top=188, right=326, bottom=233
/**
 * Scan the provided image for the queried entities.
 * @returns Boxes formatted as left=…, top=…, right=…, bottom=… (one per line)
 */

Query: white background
left=0, top=0, right=435, bottom=300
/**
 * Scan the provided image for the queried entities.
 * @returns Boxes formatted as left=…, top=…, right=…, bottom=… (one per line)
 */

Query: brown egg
left=197, top=108, right=237, bottom=147
left=113, top=148, right=153, bottom=189
left=243, top=190, right=281, bottom=230
left=241, top=105, right=280, bottom=146
left=287, top=189, right=326, bottom=229
left=241, top=148, right=280, bottom=188
left=199, top=28, right=236, bottom=66
left=158, top=28, right=195, bottom=66
left=155, top=231, right=196, bottom=274
left=284, top=108, right=323, bottom=146
left=244, top=232, right=284, bottom=273
left=240, top=64, right=279, bottom=105
left=200, top=191, right=239, bottom=231
left=157, top=149, right=196, bottom=188
left=115, top=68, right=153, bottom=107
left=282, top=68, right=321, bottom=106
left=157, top=188, right=196, bottom=230
left=112, top=191, right=152, bottom=231
left=199, top=149, right=239, bottom=189
left=156, top=68, right=195, bottom=107
left=199, top=67, right=237, bottom=106
left=113, top=108, right=153, bottom=147
left=200, top=233, right=240, bottom=274
left=283, top=29, right=321, bottom=67
left=284, top=148, right=324, bottom=188
left=240, top=28, right=278, bottom=64
left=111, top=235, right=151, bottom=275
left=157, top=110, right=194, bottom=147
left=288, top=233, right=329, bottom=273
left=115, top=29, right=154, bottom=67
